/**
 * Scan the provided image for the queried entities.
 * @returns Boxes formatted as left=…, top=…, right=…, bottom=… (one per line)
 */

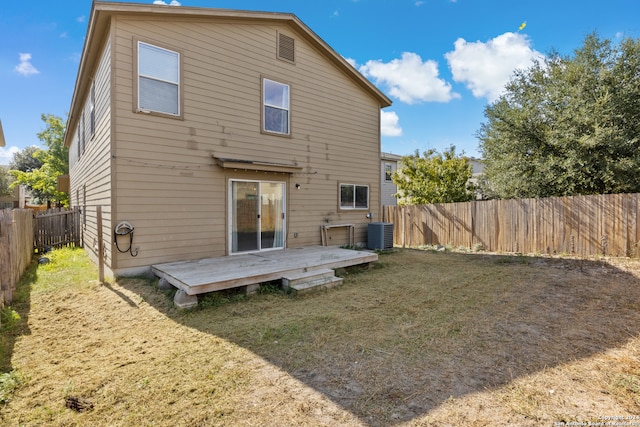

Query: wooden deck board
left=151, top=246, right=378, bottom=295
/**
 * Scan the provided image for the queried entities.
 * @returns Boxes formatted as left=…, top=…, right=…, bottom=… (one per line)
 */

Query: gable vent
left=278, top=33, right=295, bottom=63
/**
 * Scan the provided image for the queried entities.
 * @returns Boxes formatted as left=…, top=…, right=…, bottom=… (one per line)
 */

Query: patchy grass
left=0, top=370, right=23, bottom=404
left=2, top=247, right=640, bottom=426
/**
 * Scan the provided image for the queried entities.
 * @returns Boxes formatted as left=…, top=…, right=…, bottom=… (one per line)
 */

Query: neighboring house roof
left=0, top=119, right=5, bottom=147
left=466, top=157, right=485, bottom=175
left=64, top=1, right=392, bottom=147
left=381, top=152, right=403, bottom=162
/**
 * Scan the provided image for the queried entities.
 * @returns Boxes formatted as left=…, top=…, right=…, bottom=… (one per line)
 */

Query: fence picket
left=385, top=193, right=640, bottom=258
left=34, top=207, right=81, bottom=252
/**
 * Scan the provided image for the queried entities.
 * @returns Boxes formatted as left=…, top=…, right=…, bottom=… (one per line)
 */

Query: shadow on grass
left=1, top=260, right=37, bottom=373
left=120, top=249, right=640, bottom=426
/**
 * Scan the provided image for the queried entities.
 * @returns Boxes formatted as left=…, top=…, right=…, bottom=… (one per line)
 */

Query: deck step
left=281, top=268, right=343, bottom=293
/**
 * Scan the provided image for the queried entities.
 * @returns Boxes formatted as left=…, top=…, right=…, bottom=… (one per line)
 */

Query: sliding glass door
left=230, top=180, right=285, bottom=254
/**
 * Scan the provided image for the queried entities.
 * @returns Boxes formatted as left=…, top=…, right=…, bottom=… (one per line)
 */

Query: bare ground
left=2, top=248, right=640, bottom=426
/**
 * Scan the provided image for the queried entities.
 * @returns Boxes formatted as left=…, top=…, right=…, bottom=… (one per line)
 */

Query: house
left=466, top=157, right=485, bottom=199
left=381, top=152, right=402, bottom=206
left=64, top=2, right=392, bottom=278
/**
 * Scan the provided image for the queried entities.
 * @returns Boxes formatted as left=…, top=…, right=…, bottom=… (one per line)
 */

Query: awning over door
left=213, top=156, right=303, bottom=174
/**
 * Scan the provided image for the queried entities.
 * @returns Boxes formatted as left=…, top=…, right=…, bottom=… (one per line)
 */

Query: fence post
left=401, top=206, right=406, bottom=248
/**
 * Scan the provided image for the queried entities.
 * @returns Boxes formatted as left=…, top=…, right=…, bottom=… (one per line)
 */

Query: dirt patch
left=2, top=248, right=640, bottom=426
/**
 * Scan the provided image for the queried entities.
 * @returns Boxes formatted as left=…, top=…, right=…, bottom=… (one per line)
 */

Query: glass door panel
left=260, top=182, right=285, bottom=250
left=230, top=180, right=285, bottom=254
left=231, top=181, right=259, bottom=253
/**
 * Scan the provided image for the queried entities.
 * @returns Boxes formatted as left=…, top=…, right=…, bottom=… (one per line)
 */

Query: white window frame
left=339, top=183, right=369, bottom=210
left=262, top=78, right=290, bottom=135
left=137, top=41, right=180, bottom=116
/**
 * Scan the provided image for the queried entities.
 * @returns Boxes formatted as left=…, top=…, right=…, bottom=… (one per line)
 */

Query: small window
left=340, top=183, right=369, bottom=210
left=79, top=113, right=85, bottom=155
left=89, top=82, right=95, bottom=137
left=385, top=163, right=393, bottom=181
left=138, top=42, right=180, bottom=115
left=263, top=78, right=290, bottom=135
left=77, top=124, right=81, bottom=159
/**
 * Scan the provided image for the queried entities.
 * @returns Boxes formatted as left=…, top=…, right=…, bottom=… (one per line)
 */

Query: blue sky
left=1, top=0, right=638, bottom=165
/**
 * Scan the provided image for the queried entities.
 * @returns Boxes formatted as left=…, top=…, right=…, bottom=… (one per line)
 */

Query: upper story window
left=89, top=82, right=95, bottom=137
left=78, top=112, right=85, bottom=157
left=138, top=42, right=180, bottom=116
left=340, top=183, right=369, bottom=210
left=385, top=163, right=393, bottom=181
left=263, top=78, right=290, bottom=135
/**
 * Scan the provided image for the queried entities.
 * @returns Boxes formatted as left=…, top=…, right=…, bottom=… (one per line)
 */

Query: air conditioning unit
left=367, top=222, right=394, bottom=250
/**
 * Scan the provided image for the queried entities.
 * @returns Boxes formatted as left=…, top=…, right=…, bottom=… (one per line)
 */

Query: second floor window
left=385, top=163, right=393, bottom=181
left=138, top=42, right=180, bottom=116
left=89, top=82, right=95, bottom=136
left=263, top=78, right=290, bottom=135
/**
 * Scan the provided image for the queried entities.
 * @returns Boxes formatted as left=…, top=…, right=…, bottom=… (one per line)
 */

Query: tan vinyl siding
left=80, top=13, right=384, bottom=272
left=69, top=38, right=113, bottom=271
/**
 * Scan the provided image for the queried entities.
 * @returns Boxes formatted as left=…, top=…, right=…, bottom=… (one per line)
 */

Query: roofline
left=381, top=152, right=403, bottom=161
left=64, top=1, right=392, bottom=146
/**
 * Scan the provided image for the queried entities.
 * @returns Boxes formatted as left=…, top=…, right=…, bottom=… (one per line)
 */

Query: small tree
left=393, top=146, right=475, bottom=205
left=10, top=114, right=69, bottom=207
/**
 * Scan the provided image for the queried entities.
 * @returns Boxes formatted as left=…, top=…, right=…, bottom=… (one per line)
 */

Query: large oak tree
left=478, top=34, right=640, bottom=199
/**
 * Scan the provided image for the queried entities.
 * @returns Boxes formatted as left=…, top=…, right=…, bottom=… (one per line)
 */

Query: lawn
left=2, top=247, right=640, bottom=426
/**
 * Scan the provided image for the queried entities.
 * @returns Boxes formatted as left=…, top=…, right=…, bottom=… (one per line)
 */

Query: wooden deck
left=151, top=246, right=378, bottom=295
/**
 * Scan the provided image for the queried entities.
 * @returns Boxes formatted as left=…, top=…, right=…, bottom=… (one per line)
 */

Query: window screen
left=138, top=42, right=179, bottom=115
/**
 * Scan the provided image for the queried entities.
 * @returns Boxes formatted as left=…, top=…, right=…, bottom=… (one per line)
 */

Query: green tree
left=9, top=145, right=43, bottom=172
left=0, top=166, right=13, bottom=198
left=392, top=146, right=475, bottom=205
left=10, top=114, right=69, bottom=206
left=478, top=33, right=640, bottom=199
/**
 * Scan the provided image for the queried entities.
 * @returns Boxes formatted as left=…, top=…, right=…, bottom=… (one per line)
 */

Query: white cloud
left=0, top=146, right=20, bottom=166
left=381, top=111, right=402, bottom=137
left=445, top=32, right=545, bottom=102
left=359, top=52, right=459, bottom=104
left=76, top=16, right=85, bottom=23
left=153, top=0, right=182, bottom=5
left=14, top=53, right=39, bottom=77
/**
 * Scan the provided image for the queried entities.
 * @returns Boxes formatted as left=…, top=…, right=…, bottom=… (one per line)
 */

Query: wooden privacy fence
left=383, top=193, right=640, bottom=257
left=34, top=207, right=81, bottom=252
left=0, top=209, right=35, bottom=305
